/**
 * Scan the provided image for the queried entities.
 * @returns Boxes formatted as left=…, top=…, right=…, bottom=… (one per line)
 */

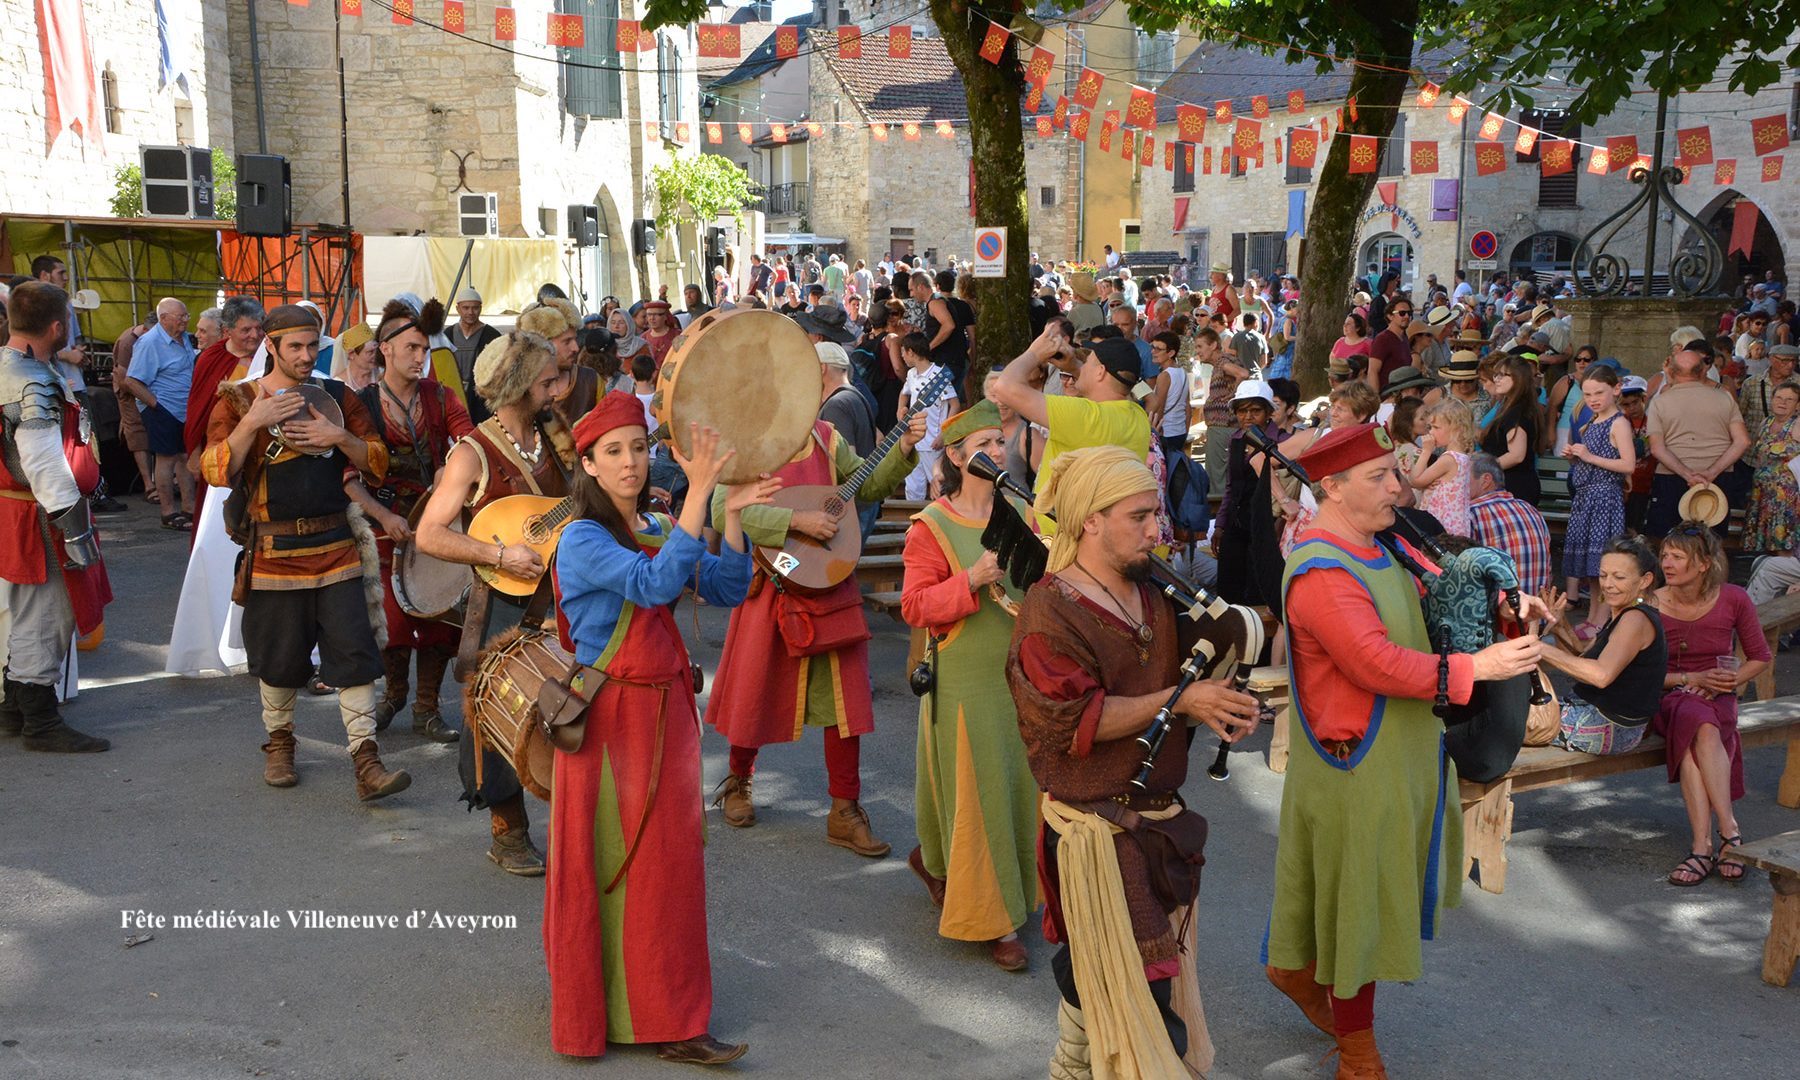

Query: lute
left=754, top=367, right=956, bottom=594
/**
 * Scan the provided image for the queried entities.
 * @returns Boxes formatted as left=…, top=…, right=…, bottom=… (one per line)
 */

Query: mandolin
left=754, top=367, right=955, bottom=594
left=466, top=494, right=577, bottom=596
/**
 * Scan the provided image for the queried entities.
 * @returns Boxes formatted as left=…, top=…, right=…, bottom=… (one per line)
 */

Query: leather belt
left=255, top=512, right=349, bottom=538
left=1096, top=791, right=1178, bottom=811
left=0, top=490, right=37, bottom=502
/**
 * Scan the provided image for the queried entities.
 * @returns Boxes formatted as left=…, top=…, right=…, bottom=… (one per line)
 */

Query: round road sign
left=1469, top=230, right=1498, bottom=260
left=976, top=230, right=1003, bottom=261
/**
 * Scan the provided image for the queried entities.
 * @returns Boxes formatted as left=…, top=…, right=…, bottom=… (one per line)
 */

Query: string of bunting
left=313, top=1, right=1791, bottom=187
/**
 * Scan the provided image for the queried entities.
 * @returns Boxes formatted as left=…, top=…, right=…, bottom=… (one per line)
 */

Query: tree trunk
left=932, top=1, right=1032, bottom=399
left=1292, top=1, right=1420, bottom=399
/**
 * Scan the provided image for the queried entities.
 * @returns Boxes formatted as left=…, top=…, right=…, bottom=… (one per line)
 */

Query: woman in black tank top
left=1538, top=536, right=1667, bottom=754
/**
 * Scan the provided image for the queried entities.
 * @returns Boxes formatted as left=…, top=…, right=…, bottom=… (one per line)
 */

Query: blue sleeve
left=125, top=343, right=155, bottom=384
left=695, top=540, right=755, bottom=608
left=558, top=519, right=702, bottom=610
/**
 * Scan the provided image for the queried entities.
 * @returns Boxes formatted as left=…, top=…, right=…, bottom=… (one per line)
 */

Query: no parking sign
left=973, top=226, right=1007, bottom=278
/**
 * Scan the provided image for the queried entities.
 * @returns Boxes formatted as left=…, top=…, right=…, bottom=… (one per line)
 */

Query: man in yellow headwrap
left=1005, top=446, right=1260, bottom=1079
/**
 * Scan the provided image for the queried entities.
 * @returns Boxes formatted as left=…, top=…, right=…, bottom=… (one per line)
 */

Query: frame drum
left=654, top=308, right=821, bottom=484
left=393, top=516, right=472, bottom=625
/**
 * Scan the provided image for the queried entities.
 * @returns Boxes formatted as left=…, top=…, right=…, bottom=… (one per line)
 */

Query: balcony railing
left=752, top=182, right=809, bottom=217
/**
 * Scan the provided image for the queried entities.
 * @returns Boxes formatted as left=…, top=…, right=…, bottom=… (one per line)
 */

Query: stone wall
left=0, top=0, right=229, bottom=219
left=1559, top=297, right=1724, bottom=375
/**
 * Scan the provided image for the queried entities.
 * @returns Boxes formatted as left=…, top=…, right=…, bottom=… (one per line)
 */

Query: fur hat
left=473, top=331, right=555, bottom=411
left=377, top=296, right=444, bottom=344
left=518, top=297, right=580, bottom=339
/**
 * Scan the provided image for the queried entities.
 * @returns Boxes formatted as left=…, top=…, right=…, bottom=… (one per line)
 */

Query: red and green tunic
left=901, top=498, right=1041, bottom=941
left=705, top=421, right=913, bottom=746
left=545, top=513, right=751, bottom=1056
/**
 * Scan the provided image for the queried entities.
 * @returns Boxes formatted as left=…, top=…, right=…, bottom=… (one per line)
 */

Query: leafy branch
left=647, top=153, right=759, bottom=233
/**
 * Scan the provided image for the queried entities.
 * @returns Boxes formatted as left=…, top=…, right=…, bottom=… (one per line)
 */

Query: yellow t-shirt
left=1035, top=394, right=1152, bottom=534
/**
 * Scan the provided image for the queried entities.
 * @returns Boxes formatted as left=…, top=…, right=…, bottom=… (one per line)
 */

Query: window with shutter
left=560, top=3, right=622, bottom=119
left=1523, top=110, right=1579, bottom=208
left=1378, top=113, right=1406, bottom=177
left=1174, top=142, right=1194, bottom=193
left=1230, top=233, right=1247, bottom=283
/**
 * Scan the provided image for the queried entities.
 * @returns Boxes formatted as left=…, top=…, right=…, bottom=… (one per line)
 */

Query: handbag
left=1082, top=800, right=1210, bottom=912
left=534, top=661, right=608, bottom=754
left=773, top=583, right=873, bottom=658
left=1523, top=675, right=1562, bottom=747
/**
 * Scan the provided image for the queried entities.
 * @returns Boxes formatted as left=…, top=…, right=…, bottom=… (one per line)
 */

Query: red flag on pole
left=1348, top=135, right=1377, bottom=173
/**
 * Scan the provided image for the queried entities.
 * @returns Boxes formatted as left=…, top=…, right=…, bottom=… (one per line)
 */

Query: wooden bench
left=1459, top=700, right=1800, bottom=894
left=1533, top=454, right=1746, bottom=541
left=853, top=553, right=905, bottom=592
left=1755, top=591, right=1800, bottom=701
left=1721, top=829, right=1800, bottom=987
left=1249, top=666, right=1294, bottom=773
left=879, top=499, right=927, bottom=522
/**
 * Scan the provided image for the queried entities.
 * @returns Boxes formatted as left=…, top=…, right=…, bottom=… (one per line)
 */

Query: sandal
left=1668, top=850, right=1715, bottom=887
left=160, top=514, right=190, bottom=530
left=1717, top=833, right=1748, bottom=882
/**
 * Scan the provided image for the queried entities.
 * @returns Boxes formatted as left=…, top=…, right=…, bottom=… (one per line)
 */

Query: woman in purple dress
left=1653, top=525, right=1771, bottom=886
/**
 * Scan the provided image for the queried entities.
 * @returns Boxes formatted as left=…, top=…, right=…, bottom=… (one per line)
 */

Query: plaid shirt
left=1468, top=490, right=1552, bottom=596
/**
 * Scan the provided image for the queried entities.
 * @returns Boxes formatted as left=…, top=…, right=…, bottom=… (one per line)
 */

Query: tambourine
left=269, top=384, right=345, bottom=457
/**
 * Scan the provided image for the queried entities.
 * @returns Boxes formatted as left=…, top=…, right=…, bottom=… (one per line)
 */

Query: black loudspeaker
left=140, top=145, right=214, bottom=218
left=235, top=153, right=292, bottom=237
left=632, top=218, right=657, bottom=256
left=568, top=204, right=599, bottom=247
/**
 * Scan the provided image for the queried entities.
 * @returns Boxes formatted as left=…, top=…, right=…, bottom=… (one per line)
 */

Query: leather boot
left=712, top=773, right=755, bottom=828
left=350, top=740, right=411, bottom=801
left=826, top=797, right=890, bottom=857
left=488, top=796, right=545, bottom=875
left=409, top=646, right=459, bottom=742
left=1048, top=999, right=1092, bottom=1080
left=0, top=676, right=23, bottom=735
left=656, top=1034, right=748, bottom=1066
left=1333, top=1028, right=1388, bottom=1080
left=908, top=846, right=947, bottom=907
left=262, top=726, right=298, bottom=787
left=1267, top=962, right=1335, bottom=1036
left=374, top=647, right=410, bottom=732
left=18, top=682, right=109, bottom=753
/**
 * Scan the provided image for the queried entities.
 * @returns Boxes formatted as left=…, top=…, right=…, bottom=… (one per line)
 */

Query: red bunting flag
left=1587, top=148, right=1610, bottom=175
left=1763, top=155, right=1784, bottom=182
left=720, top=25, right=741, bottom=58
left=804, top=121, right=823, bottom=137
left=340, top=0, right=361, bottom=15
left=392, top=0, right=412, bottom=24
left=1348, top=135, right=1377, bottom=173
left=1288, top=89, right=1305, bottom=114
left=1448, top=99, right=1469, bottom=122
left=1164, top=140, right=1175, bottom=171
left=1073, top=68, right=1105, bottom=109
left=1173, top=196, right=1189, bottom=232
left=1036, top=116, right=1053, bottom=137
left=1052, top=97, right=1069, bottom=129
left=492, top=5, right=513, bottom=40
left=705, top=122, right=722, bottom=145
left=1234, top=118, right=1262, bottom=156
left=1417, top=82, right=1440, bottom=108
left=1121, top=130, right=1135, bottom=159
left=672, top=122, right=688, bottom=142
left=1676, top=125, right=1714, bottom=166
left=978, top=22, right=1009, bottom=64
left=889, top=25, right=912, bottom=59
left=442, top=1, right=463, bottom=32
left=775, top=25, right=798, bottom=59
left=616, top=19, right=639, bottom=51
left=737, top=123, right=753, bottom=143
left=1104, top=109, right=1120, bottom=128
left=1478, top=112, right=1504, bottom=141
left=1251, top=95, right=1270, bottom=119
left=290, top=0, right=310, bottom=8
left=1027, top=48, right=1056, bottom=88
left=839, top=26, right=862, bottom=59
left=1071, top=110, right=1090, bottom=141
left=936, top=121, right=954, bottom=139
left=1214, top=100, right=1233, bottom=123
left=1715, top=158, right=1736, bottom=185
left=1140, top=133, right=1155, bottom=167
left=1099, top=123, right=1114, bottom=152
left=902, top=122, right=921, bottom=141
left=1221, top=149, right=1233, bottom=174
left=1025, top=84, right=1043, bottom=113
left=1288, top=128, right=1318, bottom=168
left=548, top=13, right=583, bottom=47
left=1347, top=96, right=1358, bottom=122
left=1335, top=107, right=1344, bottom=128
left=1514, top=128, right=1539, bottom=155
left=769, top=123, right=786, bottom=143
left=1606, top=135, right=1638, bottom=172
left=1540, top=140, right=1573, bottom=176
left=871, top=123, right=888, bottom=142
left=1751, top=113, right=1790, bottom=155
left=1184, top=145, right=1195, bottom=171
left=1203, top=146, right=1212, bottom=174
left=696, top=23, right=722, bottom=57
left=1475, top=142, right=1507, bottom=176
left=1176, top=104, right=1205, bottom=142
left=1126, top=87, right=1157, bottom=129
left=1411, top=141, right=1439, bottom=174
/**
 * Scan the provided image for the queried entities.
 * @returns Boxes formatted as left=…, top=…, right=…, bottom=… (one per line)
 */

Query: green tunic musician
left=1266, top=423, right=1545, bottom=1079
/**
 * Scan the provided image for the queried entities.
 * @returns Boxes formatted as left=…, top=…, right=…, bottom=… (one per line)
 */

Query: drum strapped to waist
left=462, top=627, right=606, bottom=801
left=391, top=496, right=473, bottom=625
left=653, top=308, right=820, bottom=484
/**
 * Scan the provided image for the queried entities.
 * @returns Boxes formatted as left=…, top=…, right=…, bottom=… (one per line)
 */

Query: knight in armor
left=0, top=281, right=112, bottom=753
left=414, top=331, right=572, bottom=875
left=346, top=297, right=473, bottom=743
left=198, top=304, right=409, bottom=802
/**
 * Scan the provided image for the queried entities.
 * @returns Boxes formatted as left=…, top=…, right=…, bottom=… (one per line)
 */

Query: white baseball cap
left=1231, top=379, right=1275, bottom=406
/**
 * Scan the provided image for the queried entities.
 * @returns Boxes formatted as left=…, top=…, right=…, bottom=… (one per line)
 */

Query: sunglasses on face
left=1391, top=309, right=1412, bottom=318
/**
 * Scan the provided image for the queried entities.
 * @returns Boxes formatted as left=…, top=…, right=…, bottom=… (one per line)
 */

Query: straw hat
left=1677, top=483, right=1728, bottom=528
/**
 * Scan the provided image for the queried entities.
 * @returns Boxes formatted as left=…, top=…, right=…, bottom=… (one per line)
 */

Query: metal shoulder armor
left=0, top=347, right=71, bottom=425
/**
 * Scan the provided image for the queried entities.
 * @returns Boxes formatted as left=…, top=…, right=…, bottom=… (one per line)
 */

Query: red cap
left=643, top=300, right=672, bottom=312
left=1295, top=422, right=1396, bottom=479
left=573, top=391, right=652, bottom=455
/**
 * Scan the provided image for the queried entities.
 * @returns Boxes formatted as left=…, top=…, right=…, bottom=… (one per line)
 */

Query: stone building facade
left=1, top=0, right=232, bottom=217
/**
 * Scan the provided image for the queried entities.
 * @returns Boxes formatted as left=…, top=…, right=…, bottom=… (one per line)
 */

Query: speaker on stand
left=235, top=154, right=292, bottom=237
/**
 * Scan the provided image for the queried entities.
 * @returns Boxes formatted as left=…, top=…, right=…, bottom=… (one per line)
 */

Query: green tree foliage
left=648, top=152, right=760, bottom=232
left=110, top=148, right=237, bottom=221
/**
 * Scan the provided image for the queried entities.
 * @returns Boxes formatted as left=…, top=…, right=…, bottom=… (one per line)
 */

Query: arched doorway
left=1680, top=191, right=1786, bottom=291
left=582, top=187, right=631, bottom=305
left=1508, top=231, right=1577, bottom=279
left=1360, top=233, right=1415, bottom=292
